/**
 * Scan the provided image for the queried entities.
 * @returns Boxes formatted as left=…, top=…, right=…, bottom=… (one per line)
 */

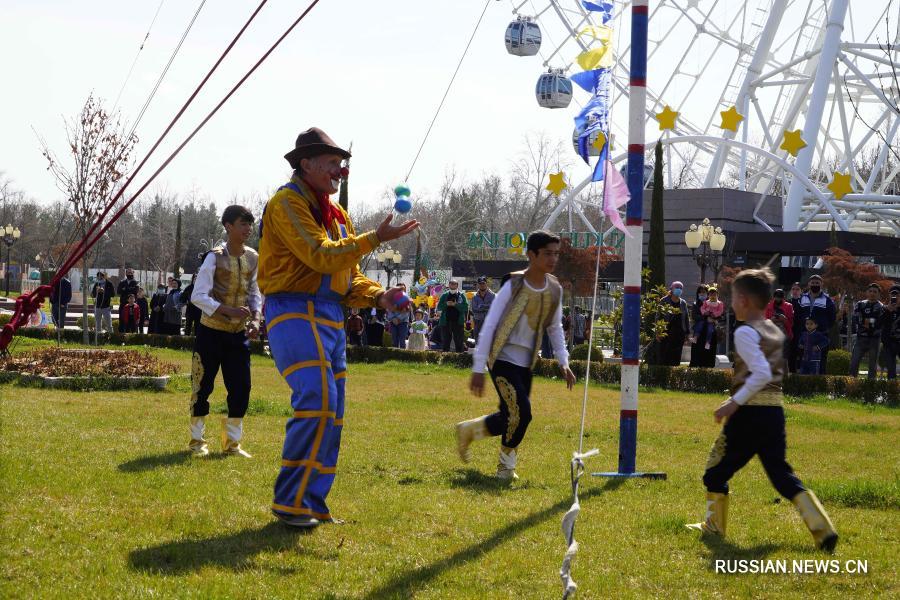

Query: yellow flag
left=576, top=26, right=614, bottom=70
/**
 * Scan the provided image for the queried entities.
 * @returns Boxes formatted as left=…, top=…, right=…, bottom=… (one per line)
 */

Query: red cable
left=74, top=0, right=323, bottom=268
left=56, top=0, right=270, bottom=279
left=2, top=0, right=323, bottom=352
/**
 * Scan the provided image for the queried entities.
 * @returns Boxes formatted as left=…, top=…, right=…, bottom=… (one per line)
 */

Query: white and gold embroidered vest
left=731, top=319, right=785, bottom=406
left=487, top=272, right=562, bottom=370
left=200, top=246, right=258, bottom=333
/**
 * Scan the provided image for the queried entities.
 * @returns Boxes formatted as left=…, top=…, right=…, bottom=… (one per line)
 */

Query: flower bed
left=1, top=347, right=176, bottom=391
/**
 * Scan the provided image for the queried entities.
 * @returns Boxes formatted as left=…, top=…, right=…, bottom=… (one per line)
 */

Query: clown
left=259, top=127, right=418, bottom=528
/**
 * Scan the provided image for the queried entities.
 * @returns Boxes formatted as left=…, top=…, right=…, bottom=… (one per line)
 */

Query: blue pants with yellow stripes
left=267, top=293, right=346, bottom=521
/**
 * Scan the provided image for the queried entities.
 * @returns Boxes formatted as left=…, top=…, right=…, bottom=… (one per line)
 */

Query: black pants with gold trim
left=190, top=322, right=251, bottom=418
left=703, top=405, right=804, bottom=499
left=485, top=360, right=533, bottom=449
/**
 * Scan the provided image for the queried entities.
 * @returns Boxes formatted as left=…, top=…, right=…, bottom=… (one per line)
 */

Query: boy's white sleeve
left=472, top=282, right=512, bottom=374
left=191, top=253, right=220, bottom=317
left=731, top=326, right=772, bottom=405
left=548, top=299, right=569, bottom=368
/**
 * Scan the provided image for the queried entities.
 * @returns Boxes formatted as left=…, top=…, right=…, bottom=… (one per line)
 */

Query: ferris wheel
left=504, top=0, right=900, bottom=236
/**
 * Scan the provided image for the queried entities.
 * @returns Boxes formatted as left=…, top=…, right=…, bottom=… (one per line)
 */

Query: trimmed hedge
left=569, top=343, right=604, bottom=363
left=75, top=315, right=121, bottom=332
left=825, top=349, right=851, bottom=376
left=12, top=327, right=268, bottom=355
left=7, top=328, right=898, bottom=406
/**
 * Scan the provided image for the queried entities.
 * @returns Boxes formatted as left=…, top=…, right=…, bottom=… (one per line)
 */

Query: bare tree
left=507, top=132, right=570, bottom=231
left=38, top=94, right=137, bottom=342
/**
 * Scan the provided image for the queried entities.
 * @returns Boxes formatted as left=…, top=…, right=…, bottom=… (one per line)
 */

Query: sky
left=1, top=0, right=592, bottom=212
left=1, top=0, right=894, bottom=220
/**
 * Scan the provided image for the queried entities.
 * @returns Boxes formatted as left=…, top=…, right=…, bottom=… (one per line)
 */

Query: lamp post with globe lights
left=684, top=218, right=726, bottom=284
left=2, top=224, right=22, bottom=297
left=375, top=247, right=402, bottom=288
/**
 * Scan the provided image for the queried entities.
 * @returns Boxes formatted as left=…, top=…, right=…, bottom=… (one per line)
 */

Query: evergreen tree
left=647, top=141, right=666, bottom=288
left=172, top=209, right=182, bottom=279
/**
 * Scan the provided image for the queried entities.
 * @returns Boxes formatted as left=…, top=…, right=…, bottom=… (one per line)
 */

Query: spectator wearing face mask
left=850, top=283, right=885, bottom=379
left=796, top=275, right=836, bottom=372
left=765, top=288, right=794, bottom=373
left=91, top=272, right=116, bottom=334
left=657, top=280, right=690, bottom=366
left=438, top=280, right=468, bottom=352
left=787, top=282, right=804, bottom=372
left=689, top=284, right=715, bottom=368
left=882, top=285, right=900, bottom=379
left=149, top=283, right=168, bottom=335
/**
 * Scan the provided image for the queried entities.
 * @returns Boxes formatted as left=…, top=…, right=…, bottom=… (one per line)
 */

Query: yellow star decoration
left=592, top=131, right=607, bottom=153
left=827, top=171, right=853, bottom=200
left=719, top=106, right=744, bottom=132
left=656, top=105, right=679, bottom=131
left=546, top=172, right=568, bottom=196
left=780, top=129, right=807, bottom=157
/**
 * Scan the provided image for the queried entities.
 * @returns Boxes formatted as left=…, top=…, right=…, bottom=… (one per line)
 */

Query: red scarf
left=300, top=178, right=345, bottom=229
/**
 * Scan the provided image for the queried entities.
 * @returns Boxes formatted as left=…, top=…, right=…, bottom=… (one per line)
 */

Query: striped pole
left=596, top=0, right=665, bottom=480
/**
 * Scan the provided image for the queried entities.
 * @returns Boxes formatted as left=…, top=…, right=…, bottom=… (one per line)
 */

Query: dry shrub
left=1, top=348, right=176, bottom=378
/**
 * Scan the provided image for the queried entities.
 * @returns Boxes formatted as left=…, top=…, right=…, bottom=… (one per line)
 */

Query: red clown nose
left=340, top=167, right=349, bottom=178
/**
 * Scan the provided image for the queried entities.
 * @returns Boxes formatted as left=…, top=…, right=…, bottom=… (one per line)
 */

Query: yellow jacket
left=258, top=177, right=383, bottom=307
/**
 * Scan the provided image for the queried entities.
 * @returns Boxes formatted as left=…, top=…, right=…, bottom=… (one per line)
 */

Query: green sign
left=467, top=231, right=624, bottom=250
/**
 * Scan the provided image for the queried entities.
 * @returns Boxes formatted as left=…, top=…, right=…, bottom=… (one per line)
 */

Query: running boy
left=455, top=230, right=576, bottom=481
left=188, top=205, right=262, bottom=458
left=687, top=268, right=837, bottom=551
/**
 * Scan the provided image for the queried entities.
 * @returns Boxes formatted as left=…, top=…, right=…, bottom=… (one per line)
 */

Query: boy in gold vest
left=687, top=268, right=838, bottom=552
left=188, top=205, right=262, bottom=458
left=456, top=231, right=576, bottom=481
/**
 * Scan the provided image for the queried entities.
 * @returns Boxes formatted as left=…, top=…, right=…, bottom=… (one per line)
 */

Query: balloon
left=394, top=183, right=411, bottom=197
left=465, top=291, right=475, bottom=300
left=418, top=277, right=427, bottom=285
left=394, top=196, right=412, bottom=214
left=426, top=296, right=436, bottom=308
left=383, top=288, right=411, bottom=311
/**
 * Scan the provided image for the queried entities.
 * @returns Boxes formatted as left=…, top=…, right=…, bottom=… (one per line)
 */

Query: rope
left=0, top=0, right=324, bottom=353
left=559, top=9, right=624, bottom=586
left=127, top=0, right=208, bottom=142
left=403, top=0, right=491, bottom=183
left=55, top=0, right=272, bottom=279
left=112, top=0, right=167, bottom=111
left=69, top=0, right=325, bottom=272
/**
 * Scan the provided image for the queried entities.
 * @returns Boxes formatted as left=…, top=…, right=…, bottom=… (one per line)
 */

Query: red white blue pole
left=596, top=0, right=664, bottom=480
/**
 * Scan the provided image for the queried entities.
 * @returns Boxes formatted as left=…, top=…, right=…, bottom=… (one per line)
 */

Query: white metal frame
left=509, top=0, right=900, bottom=235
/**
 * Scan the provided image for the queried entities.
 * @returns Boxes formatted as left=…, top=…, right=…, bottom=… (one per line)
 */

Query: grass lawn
left=1, top=338, right=898, bottom=599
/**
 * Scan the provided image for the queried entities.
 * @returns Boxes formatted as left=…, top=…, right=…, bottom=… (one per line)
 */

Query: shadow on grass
left=700, top=535, right=780, bottom=569
left=128, top=522, right=315, bottom=574
left=362, top=478, right=626, bottom=600
left=118, top=451, right=227, bottom=473
left=447, top=468, right=514, bottom=493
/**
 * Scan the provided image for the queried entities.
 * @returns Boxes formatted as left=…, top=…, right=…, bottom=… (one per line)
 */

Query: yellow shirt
left=258, top=177, right=383, bottom=308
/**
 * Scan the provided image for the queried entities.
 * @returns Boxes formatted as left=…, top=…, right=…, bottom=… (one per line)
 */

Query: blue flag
left=581, top=1, right=614, bottom=23
left=573, top=68, right=611, bottom=181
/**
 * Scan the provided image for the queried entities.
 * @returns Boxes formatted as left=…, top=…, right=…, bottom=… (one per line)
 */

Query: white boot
left=189, top=416, right=209, bottom=457
left=496, top=446, right=519, bottom=481
left=455, top=416, right=489, bottom=463
left=222, top=417, right=252, bottom=458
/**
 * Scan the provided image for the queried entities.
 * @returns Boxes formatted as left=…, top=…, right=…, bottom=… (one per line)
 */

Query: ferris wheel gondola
left=505, top=16, right=542, bottom=56
left=535, top=68, right=573, bottom=109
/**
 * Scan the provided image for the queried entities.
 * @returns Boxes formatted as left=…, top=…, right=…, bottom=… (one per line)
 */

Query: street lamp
left=684, top=217, right=726, bottom=284
left=2, top=224, right=22, bottom=297
left=375, top=247, right=402, bottom=288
